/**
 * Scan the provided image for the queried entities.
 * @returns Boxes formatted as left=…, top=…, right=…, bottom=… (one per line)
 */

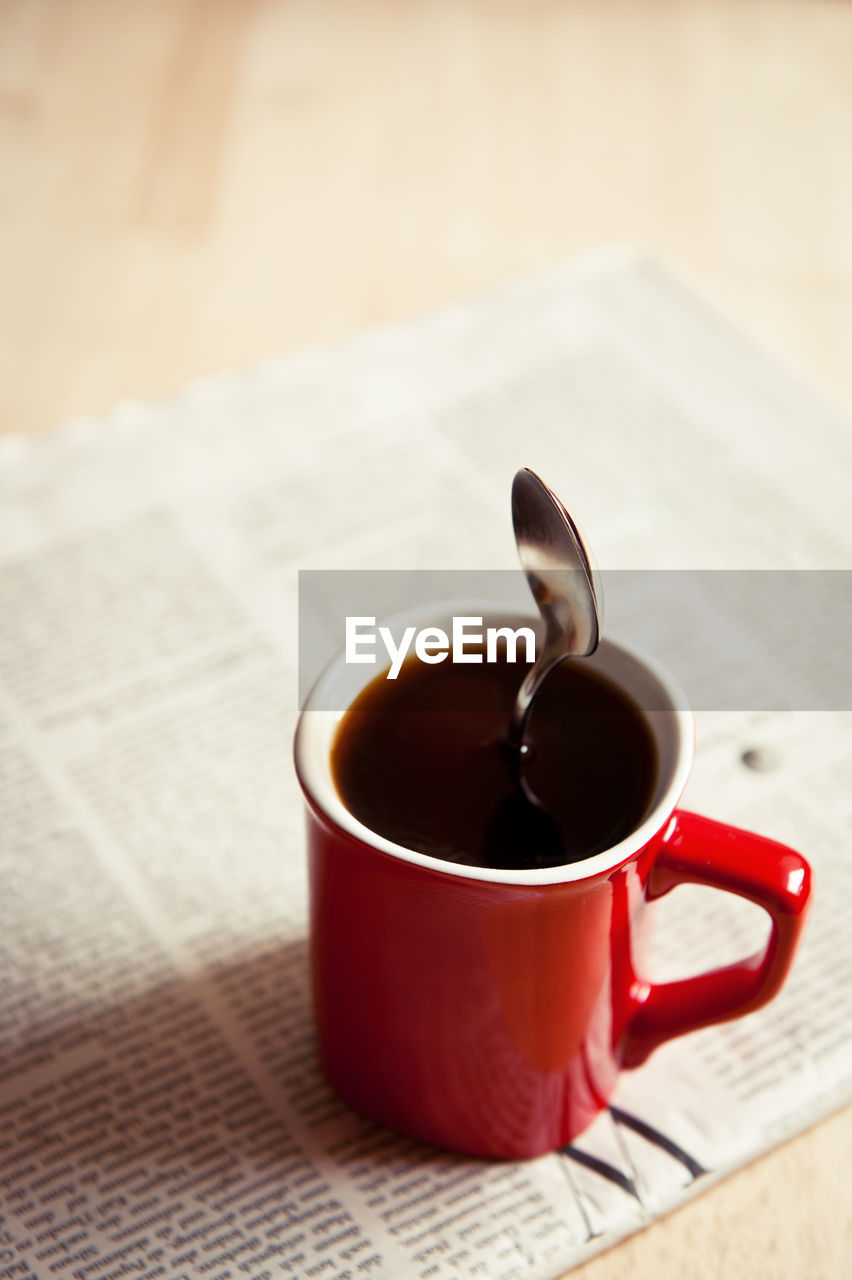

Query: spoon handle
left=508, top=646, right=568, bottom=751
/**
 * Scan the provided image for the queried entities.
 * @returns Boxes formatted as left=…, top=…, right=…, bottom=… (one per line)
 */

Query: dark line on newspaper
left=610, top=1108, right=644, bottom=1207
left=609, top=1105, right=707, bottom=1179
left=560, top=1146, right=639, bottom=1200
left=556, top=1151, right=602, bottom=1241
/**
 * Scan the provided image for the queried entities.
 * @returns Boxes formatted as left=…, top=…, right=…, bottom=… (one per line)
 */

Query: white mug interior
left=294, top=602, right=694, bottom=886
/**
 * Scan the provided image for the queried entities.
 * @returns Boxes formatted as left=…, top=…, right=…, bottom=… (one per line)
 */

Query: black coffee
left=331, top=645, right=658, bottom=870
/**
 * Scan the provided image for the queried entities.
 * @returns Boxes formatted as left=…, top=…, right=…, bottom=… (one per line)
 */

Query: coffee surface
left=331, top=647, right=658, bottom=869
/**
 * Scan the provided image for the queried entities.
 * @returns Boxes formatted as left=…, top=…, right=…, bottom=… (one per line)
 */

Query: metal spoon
left=485, top=469, right=601, bottom=868
left=509, top=467, right=601, bottom=752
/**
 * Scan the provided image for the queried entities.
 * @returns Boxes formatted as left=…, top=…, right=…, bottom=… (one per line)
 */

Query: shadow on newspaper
left=0, top=936, right=709, bottom=1275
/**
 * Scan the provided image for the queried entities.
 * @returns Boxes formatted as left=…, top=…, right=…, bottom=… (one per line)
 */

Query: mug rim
left=293, top=601, right=695, bottom=886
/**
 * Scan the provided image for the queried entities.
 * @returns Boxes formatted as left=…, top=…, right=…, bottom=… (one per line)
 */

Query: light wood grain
left=2, top=0, right=852, bottom=436
left=1, top=1, right=851, bottom=1276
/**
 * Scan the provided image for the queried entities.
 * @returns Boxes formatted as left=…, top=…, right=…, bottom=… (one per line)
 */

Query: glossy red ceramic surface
left=305, top=797, right=811, bottom=1160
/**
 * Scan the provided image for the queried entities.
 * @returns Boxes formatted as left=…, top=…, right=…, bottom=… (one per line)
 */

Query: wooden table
left=1, top=2, right=850, bottom=1276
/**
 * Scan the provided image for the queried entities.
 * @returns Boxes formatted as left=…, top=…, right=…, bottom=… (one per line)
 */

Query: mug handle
left=622, top=810, right=812, bottom=1068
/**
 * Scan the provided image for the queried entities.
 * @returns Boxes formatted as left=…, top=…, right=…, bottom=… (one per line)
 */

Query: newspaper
left=1, top=248, right=851, bottom=1280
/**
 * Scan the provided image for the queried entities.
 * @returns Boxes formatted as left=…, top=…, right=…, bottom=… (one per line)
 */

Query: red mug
left=294, top=606, right=812, bottom=1160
